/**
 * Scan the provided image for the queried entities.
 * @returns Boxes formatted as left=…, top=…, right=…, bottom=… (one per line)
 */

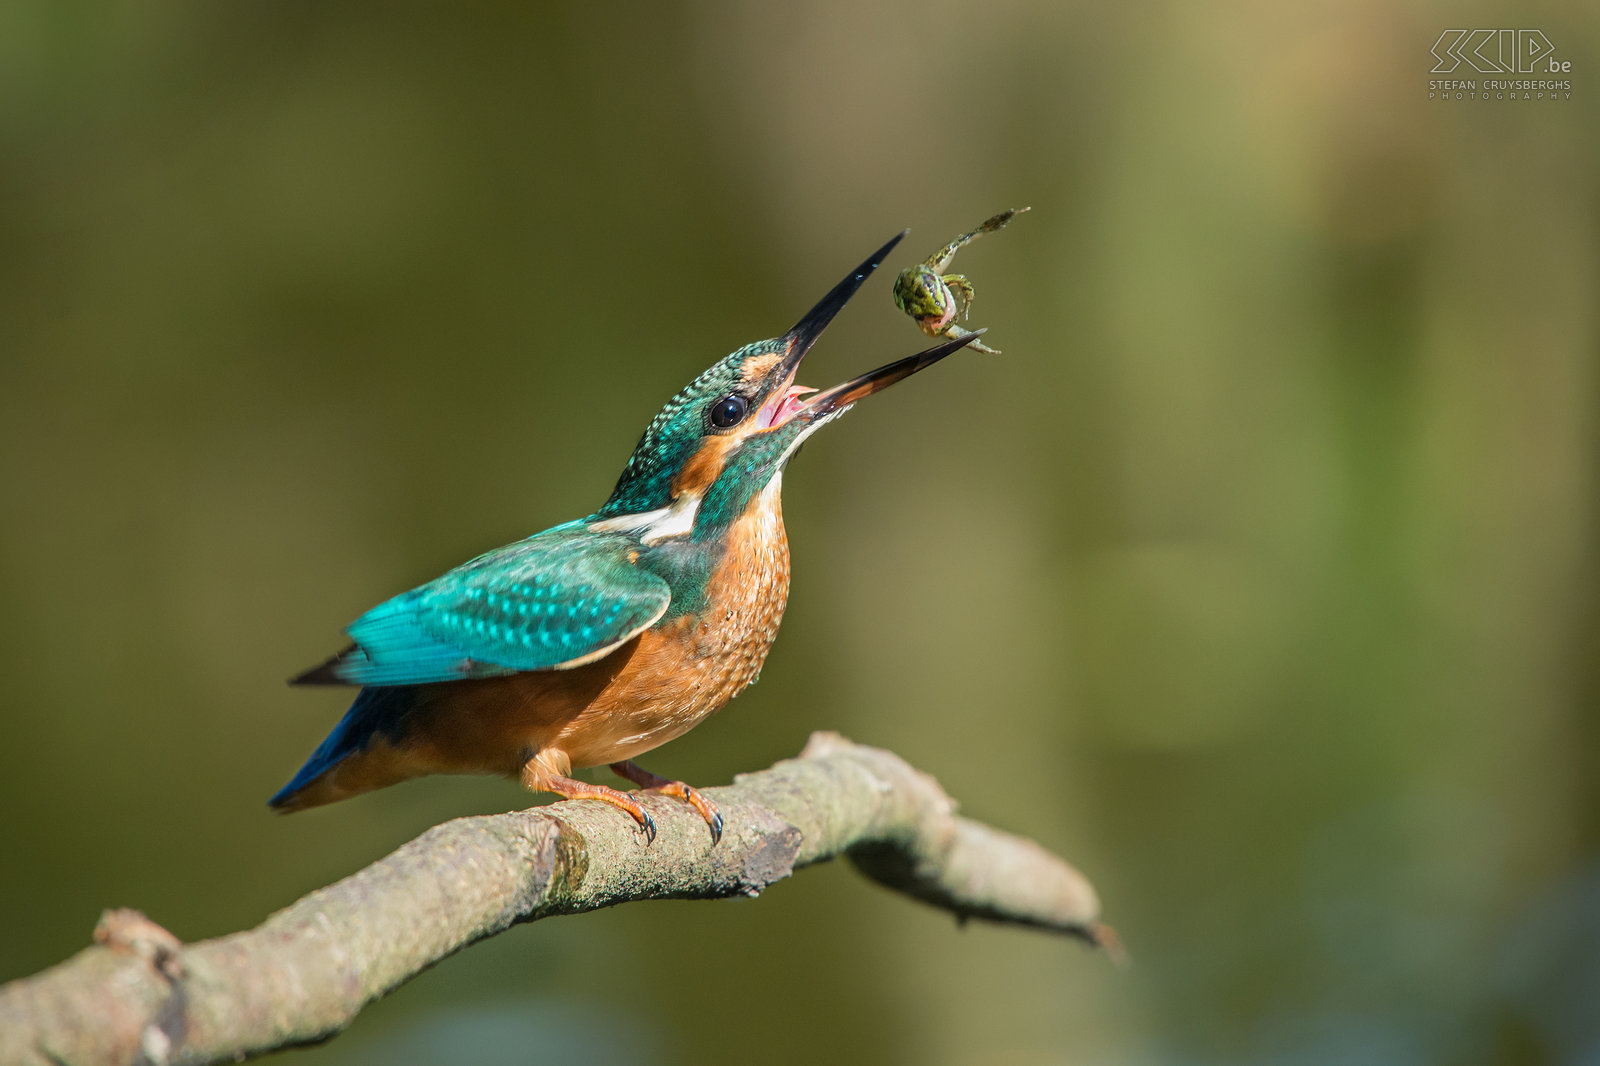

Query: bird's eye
left=708, top=394, right=748, bottom=429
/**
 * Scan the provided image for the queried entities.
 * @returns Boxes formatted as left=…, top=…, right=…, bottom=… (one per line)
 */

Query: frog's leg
left=940, top=321, right=1000, bottom=355
left=976, top=207, right=1027, bottom=235
left=924, top=207, right=1030, bottom=274
left=942, top=274, right=975, bottom=320
left=925, top=230, right=984, bottom=274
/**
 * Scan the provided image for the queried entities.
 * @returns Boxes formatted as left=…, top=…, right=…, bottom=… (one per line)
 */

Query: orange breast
left=399, top=479, right=792, bottom=779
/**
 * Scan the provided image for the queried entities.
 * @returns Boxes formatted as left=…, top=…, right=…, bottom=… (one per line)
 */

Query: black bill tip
left=782, top=231, right=908, bottom=359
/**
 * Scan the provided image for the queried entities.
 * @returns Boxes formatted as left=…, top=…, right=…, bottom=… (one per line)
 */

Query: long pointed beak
left=801, top=330, right=986, bottom=418
left=778, top=231, right=907, bottom=374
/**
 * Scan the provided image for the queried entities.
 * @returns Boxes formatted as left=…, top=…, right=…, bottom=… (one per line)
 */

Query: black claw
left=639, top=810, right=657, bottom=845
left=708, top=810, right=724, bottom=846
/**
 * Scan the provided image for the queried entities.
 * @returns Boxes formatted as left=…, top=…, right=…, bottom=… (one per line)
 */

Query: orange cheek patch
left=739, top=353, right=781, bottom=384
left=671, top=435, right=736, bottom=497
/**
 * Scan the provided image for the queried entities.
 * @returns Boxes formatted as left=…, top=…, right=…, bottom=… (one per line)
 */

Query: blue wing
left=295, top=527, right=670, bottom=686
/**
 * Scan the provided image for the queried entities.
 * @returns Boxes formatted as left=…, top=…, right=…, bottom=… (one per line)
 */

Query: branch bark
left=0, top=732, right=1111, bottom=1066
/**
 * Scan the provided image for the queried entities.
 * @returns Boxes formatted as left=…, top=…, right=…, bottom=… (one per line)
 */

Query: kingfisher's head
left=593, top=233, right=981, bottom=544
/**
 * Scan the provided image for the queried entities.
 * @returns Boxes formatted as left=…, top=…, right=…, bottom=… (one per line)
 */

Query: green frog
left=893, top=207, right=1029, bottom=355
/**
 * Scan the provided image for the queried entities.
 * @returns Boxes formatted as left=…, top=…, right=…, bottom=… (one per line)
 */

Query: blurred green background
left=2, top=2, right=1597, bottom=1064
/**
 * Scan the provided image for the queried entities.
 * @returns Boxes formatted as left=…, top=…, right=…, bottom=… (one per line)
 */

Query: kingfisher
left=270, top=233, right=982, bottom=843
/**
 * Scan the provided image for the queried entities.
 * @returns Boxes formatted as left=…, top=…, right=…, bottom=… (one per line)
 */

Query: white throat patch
left=586, top=407, right=847, bottom=546
left=588, top=491, right=702, bottom=545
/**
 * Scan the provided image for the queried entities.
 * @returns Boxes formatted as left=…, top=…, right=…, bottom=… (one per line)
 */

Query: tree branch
left=0, top=732, right=1111, bottom=1066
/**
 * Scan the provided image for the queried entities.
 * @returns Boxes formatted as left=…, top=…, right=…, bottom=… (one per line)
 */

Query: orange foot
left=536, top=774, right=659, bottom=844
left=610, top=760, right=724, bottom=845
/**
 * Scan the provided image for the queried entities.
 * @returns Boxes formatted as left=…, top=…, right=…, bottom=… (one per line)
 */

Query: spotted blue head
left=593, top=233, right=983, bottom=541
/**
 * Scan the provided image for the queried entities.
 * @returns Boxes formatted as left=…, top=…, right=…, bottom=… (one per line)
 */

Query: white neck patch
left=587, top=407, right=848, bottom=546
left=588, top=491, right=702, bottom=545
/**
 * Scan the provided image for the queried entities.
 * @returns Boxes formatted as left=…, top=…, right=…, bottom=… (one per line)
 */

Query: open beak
left=756, top=232, right=984, bottom=429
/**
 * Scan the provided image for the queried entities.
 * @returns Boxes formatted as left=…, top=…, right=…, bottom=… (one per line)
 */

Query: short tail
left=270, top=687, right=416, bottom=812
